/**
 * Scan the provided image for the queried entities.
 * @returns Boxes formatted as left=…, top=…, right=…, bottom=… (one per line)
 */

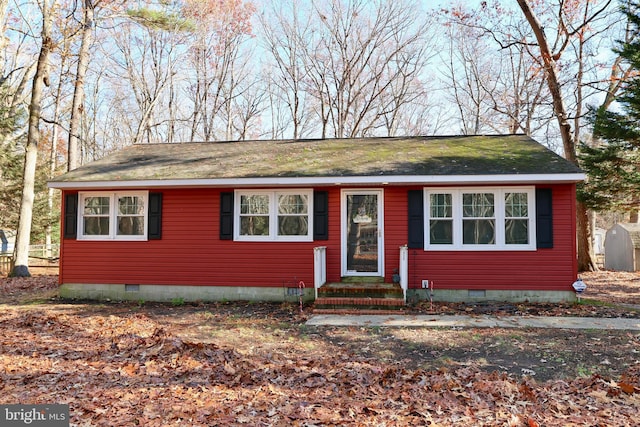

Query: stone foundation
left=59, top=283, right=315, bottom=303
left=60, top=283, right=577, bottom=304
left=407, top=288, right=577, bottom=304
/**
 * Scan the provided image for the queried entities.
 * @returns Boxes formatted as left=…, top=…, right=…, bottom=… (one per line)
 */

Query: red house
left=48, top=135, right=584, bottom=305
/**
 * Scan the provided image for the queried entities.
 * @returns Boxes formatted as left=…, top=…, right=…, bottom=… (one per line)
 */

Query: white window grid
left=424, top=187, right=536, bottom=251
left=234, top=189, right=313, bottom=241
left=78, top=191, right=148, bottom=241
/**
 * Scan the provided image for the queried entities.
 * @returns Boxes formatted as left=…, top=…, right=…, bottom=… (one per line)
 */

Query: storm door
left=342, top=190, right=384, bottom=276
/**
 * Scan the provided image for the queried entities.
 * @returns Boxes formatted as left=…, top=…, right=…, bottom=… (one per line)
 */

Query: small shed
left=594, top=227, right=606, bottom=255
left=604, top=223, right=640, bottom=272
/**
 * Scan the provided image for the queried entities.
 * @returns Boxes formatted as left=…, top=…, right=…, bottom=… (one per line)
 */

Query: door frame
left=340, top=189, right=384, bottom=277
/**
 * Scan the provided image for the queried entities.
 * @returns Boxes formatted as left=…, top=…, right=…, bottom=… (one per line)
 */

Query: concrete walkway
left=306, top=314, right=640, bottom=330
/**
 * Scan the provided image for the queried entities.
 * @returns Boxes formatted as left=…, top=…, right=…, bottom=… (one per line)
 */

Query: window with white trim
left=425, top=188, right=535, bottom=250
left=462, top=192, right=495, bottom=245
left=78, top=192, right=148, bottom=240
left=235, top=190, right=313, bottom=241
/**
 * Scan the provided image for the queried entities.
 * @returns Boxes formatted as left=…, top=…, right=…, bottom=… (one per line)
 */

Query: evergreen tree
left=0, top=81, right=25, bottom=232
left=0, top=82, right=55, bottom=246
left=0, top=144, right=24, bottom=230
left=579, top=2, right=640, bottom=214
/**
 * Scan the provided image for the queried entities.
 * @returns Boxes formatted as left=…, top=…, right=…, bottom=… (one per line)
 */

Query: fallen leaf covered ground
left=0, top=271, right=639, bottom=426
left=409, top=271, right=640, bottom=318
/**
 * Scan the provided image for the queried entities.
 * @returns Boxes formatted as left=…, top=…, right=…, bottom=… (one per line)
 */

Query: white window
left=425, top=188, right=535, bottom=250
left=78, top=192, right=148, bottom=240
left=235, top=190, right=313, bottom=241
left=462, top=192, right=496, bottom=245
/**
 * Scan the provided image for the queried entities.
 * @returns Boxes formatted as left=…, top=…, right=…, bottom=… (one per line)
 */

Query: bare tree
left=228, top=77, right=266, bottom=140
left=515, top=0, right=616, bottom=271
left=490, top=43, right=550, bottom=135
left=44, top=9, right=77, bottom=258
left=109, top=19, right=185, bottom=144
left=262, top=72, right=291, bottom=140
left=182, top=0, right=255, bottom=141
left=12, top=0, right=56, bottom=277
left=0, top=11, right=39, bottom=147
left=301, top=42, right=332, bottom=138
left=260, top=0, right=312, bottom=140
left=303, top=0, right=434, bottom=138
left=386, top=95, right=450, bottom=136
left=67, top=0, right=95, bottom=171
left=0, top=0, right=10, bottom=56
left=378, top=49, right=439, bottom=136
left=517, top=1, right=578, bottom=161
left=440, top=5, right=553, bottom=137
left=442, top=0, right=623, bottom=271
left=441, top=23, right=496, bottom=134
left=0, top=0, right=8, bottom=54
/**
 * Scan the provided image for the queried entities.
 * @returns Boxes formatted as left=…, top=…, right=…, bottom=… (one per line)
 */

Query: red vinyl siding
left=381, top=185, right=578, bottom=292
left=61, top=188, right=327, bottom=287
left=324, top=189, right=342, bottom=283
left=383, top=187, right=408, bottom=281
left=60, top=184, right=578, bottom=293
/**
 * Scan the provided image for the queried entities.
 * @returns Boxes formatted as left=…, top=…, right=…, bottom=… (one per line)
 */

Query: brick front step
left=312, top=308, right=406, bottom=315
left=317, top=282, right=403, bottom=299
left=314, top=282, right=406, bottom=313
left=313, top=296, right=406, bottom=314
left=315, top=297, right=405, bottom=307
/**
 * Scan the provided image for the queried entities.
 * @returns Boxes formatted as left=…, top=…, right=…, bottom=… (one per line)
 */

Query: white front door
left=342, top=189, right=384, bottom=277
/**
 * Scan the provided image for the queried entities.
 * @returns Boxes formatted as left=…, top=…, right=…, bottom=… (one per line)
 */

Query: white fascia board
left=48, top=173, right=585, bottom=189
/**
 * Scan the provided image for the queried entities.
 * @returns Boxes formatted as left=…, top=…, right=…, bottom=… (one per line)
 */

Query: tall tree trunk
left=517, top=0, right=597, bottom=271
left=576, top=203, right=595, bottom=270
left=11, top=0, right=54, bottom=277
left=517, top=0, right=575, bottom=162
left=68, top=0, right=94, bottom=171
left=46, top=56, right=66, bottom=259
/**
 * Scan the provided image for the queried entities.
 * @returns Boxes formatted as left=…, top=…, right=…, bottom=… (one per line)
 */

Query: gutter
left=48, top=173, right=586, bottom=190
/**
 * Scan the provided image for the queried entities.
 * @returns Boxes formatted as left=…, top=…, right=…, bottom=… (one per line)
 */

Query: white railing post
left=314, top=246, right=327, bottom=300
left=399, top=245, right=408, bottom=303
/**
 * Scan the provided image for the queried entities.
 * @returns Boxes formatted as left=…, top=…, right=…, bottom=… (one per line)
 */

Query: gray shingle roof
left=49, top=135, right=583, bottom=185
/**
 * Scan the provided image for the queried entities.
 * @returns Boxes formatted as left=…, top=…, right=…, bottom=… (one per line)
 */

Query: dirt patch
left=310, top=325, right=640, bottom=382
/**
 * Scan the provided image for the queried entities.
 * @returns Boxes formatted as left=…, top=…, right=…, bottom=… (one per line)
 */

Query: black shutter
left=408, top=190, right=424, bottom=249
left=63, top=193, right=78, bottom=239
left=220, top=192, right=234, bottom=240
left=148, top=192, right=163, bottom=239
left=536, top=188, right=553, bottom=248
left=313, top=191, right=329, bottom=240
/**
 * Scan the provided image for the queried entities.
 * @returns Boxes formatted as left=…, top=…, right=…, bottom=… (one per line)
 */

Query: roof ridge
left=130, top=134, right=530, bottom=147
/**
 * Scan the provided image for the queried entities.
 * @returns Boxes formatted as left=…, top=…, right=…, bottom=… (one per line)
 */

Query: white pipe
left=399, top=245, right=408, bottom=303
left=313, top=246, right=327, bottom=300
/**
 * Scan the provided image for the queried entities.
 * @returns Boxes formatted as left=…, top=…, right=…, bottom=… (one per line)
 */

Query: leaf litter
left=0, top=272, right=639, bottom=426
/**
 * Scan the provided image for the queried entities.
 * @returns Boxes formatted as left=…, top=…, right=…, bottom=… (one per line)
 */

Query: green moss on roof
left=50, top=135, right=582, bottom=183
